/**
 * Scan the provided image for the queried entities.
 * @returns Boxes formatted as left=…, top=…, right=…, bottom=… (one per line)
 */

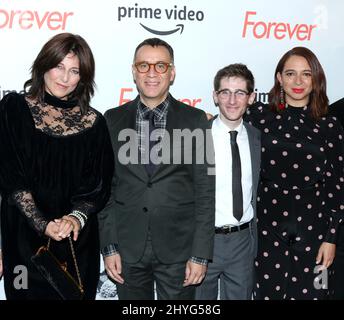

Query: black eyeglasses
left=134, top=61, right=173, bottom=74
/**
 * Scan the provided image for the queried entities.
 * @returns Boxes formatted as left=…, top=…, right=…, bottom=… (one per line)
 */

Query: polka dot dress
left=245, top=103, right=344, bottom=300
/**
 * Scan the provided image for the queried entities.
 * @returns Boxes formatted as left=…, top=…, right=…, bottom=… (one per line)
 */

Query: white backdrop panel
left=0, top=0, right=343, bottom=299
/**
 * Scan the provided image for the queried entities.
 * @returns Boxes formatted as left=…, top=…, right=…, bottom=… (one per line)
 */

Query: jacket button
left=143, top=207, right=148, bottom=212
left=147, top=182, right=152, bottom=188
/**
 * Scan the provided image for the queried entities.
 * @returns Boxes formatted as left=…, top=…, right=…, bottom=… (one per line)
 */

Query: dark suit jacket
left=210, top=115, right=261, bottom=257
left=98, top=95, right=215, bottom=264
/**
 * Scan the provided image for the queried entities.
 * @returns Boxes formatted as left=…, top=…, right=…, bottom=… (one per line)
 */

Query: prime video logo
left=117, top=3, right=204, bottom=35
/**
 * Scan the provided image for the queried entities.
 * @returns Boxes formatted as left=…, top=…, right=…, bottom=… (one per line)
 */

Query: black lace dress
left=245, top=103, right=344, bottom=300
left=0, top=92, right=114, bottom=299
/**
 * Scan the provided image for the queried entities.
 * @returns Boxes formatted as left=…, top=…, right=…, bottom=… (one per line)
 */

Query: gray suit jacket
left=98, top=95, right=215, bottom=264
left=244, top=121, right=261, bottom=257
left=210, top=115, right=261, bottom=257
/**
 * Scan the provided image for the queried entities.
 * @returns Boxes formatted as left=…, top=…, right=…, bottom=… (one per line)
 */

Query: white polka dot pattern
left=245, top=103, right=344, bottom=300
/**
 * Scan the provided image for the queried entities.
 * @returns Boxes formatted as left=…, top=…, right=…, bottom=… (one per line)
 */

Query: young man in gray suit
left=196, top=64, right=261, bottom=300
left=98, top=38, right=215, bottom=300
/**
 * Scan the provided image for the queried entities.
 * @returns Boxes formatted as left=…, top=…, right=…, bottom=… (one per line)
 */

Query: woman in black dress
left=0, top=33, right=114, bottom=299
left=329, top=98, right=344, bottom=299
left=245, top=47, right=344, bottom=299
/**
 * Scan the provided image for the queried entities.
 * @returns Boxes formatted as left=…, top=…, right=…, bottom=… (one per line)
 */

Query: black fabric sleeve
left=0, top=93, right=49, bottom=235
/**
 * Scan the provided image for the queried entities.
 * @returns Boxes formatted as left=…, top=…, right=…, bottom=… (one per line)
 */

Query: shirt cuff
left=189, top=256, right=208, bottom=266
left=101, top=243, right=119, bottom=257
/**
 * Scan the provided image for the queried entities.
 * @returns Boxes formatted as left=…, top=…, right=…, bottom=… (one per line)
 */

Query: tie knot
left=229, top=130, right=238, bottom=142
left=144, top=110, right=155, bottom=124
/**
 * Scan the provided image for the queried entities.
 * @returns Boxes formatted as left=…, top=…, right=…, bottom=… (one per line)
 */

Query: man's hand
left=104, top=253, right=124, bottom=284
left=206, top=113, right=214, bottom=120
left=316, top=242, right=336, bottom=270
left=183, top=261, right=207, bottom=287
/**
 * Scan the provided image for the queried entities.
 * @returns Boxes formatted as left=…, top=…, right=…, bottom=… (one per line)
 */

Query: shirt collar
left=137, top=95, right=170, bottom=120
left=215, top=115, right=244, bottom=135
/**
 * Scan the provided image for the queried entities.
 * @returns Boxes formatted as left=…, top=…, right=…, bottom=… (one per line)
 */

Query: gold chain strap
left=47, top=237, right=83, bottom=289
left=68, top=236, right=83, bottom=290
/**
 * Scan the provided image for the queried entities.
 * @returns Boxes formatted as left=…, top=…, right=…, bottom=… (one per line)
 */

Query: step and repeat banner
left=0, top=0, right=343, bottom=299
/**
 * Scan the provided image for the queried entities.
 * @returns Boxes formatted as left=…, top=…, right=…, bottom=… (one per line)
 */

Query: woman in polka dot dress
left=245, top=47, right=344, bottom=300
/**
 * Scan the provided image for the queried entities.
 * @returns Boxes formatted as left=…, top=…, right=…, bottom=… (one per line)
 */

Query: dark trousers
left=116, top=236, right=195, bottom=300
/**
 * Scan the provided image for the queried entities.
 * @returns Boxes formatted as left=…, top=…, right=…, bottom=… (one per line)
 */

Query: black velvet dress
left=245, top=103, right=344, bottom=300
left=0, top=92, right=114, bottom=300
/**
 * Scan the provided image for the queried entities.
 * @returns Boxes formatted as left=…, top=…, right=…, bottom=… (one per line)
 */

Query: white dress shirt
left=212, top=116, right=254, bottom=227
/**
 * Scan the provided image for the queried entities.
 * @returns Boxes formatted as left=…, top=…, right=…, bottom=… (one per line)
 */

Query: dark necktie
left=145, top=111, right=157, bottom=176
left=230, top=130, right=243, bottom=222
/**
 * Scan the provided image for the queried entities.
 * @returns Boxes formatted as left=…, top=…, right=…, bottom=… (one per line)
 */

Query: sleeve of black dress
left=244, top=101, right=269, bottom=130
left=323, top=116, right=344, bottom=244
left=68, top=116, right=114, bottom=227
left=0, top=93, right=49, bottom=235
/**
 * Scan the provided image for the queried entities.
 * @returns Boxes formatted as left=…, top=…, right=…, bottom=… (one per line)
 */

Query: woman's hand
left=44, top=216, right=80, bottom=241
left=316, top=242, right=336, bottom=270
left=56, top=215, right=81, bottom=241
left=44, top=220, right=62, bottom=241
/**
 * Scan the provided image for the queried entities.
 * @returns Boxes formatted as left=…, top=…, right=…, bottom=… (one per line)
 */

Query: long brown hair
left=24, top=33, right=95, bottom=114
left=269, top=47, right=328, bottom=120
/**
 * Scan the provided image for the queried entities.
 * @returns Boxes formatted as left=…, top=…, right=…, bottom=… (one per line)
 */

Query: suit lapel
left=244, top=122, right=260, bottom=191
left=114, top=98, right=149, bottom=182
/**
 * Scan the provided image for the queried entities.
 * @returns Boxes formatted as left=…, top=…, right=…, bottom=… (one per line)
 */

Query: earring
left=279, top=86, right=285, bottom=110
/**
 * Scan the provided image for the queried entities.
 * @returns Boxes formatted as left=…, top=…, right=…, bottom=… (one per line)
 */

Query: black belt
left=215, top=220, right=251, bottom=234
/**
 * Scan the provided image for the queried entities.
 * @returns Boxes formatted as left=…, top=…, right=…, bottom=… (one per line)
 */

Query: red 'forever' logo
left=0, top=9, right=73, bottom=30
left=242, top=11, right=317, bottom=41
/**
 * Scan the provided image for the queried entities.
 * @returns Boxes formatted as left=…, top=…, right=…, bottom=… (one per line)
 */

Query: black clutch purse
left=31, top=236, right=84, bottom=300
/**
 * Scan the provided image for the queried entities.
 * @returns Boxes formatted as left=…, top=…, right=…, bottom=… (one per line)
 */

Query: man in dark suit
left=196, top=64, right=260, bottom=300
left=329, top=98, right=344, bottom=299
left=98, top=38, right=215, bottom=300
